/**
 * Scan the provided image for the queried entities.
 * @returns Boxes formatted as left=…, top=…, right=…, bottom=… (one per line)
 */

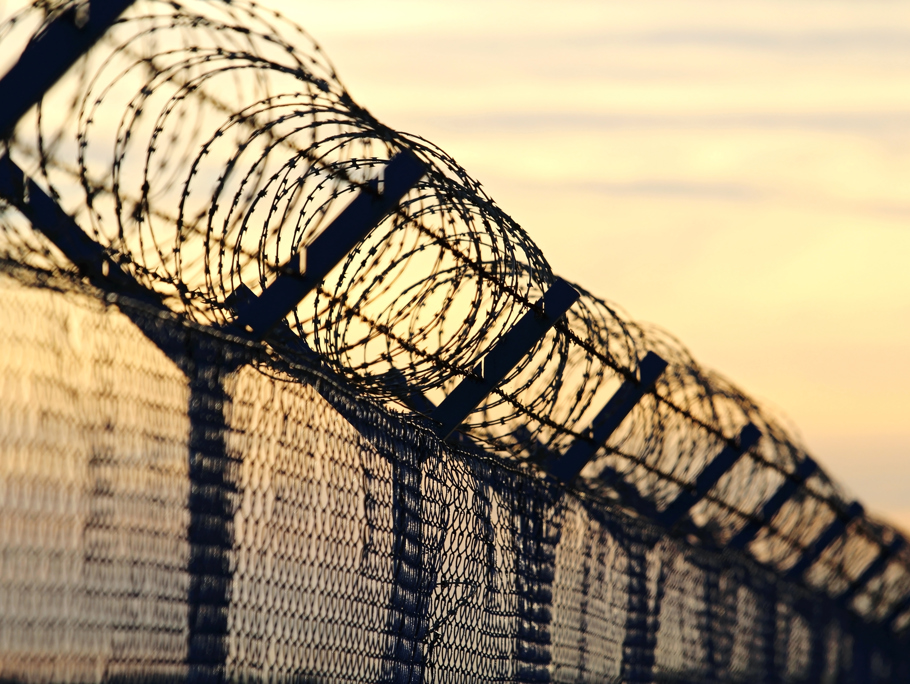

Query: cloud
left=570, top=179, right=763, bottom=201
left=422, top=111, right=910, bottom=135
left=562, top=30, right=910, bottom=53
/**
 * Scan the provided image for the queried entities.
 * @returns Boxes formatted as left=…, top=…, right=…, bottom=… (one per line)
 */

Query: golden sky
left=287, top=0, right=910, bottom=530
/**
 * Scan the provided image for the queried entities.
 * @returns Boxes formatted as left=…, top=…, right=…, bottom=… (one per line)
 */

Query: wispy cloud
left=561, top=30, right=910, bottom=52
left=422, top=111, right=910, bottom=134
left=570, top=179, right=763, bottom=201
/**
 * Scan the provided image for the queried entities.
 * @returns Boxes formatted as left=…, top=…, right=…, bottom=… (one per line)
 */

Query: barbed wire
left=1, top=0, right=909, bottom=628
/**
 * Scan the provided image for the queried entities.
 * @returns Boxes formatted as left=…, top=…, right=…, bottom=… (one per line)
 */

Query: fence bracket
left=0, top=154, right=160, bottom=305
left=0, top=0, right=137, bottom=139
left=430, top=279, right=579, bottom=440
left=545, top=351, right=667, bottom=483
left=728, top=456, right=819, bottom=550
left=659, top=423, right=761, bottom=528
left=840, top=536, right=905, bottom=603
left=230, top=150, right=426, bottom=338
left=786, top=501, right=864, bottom=581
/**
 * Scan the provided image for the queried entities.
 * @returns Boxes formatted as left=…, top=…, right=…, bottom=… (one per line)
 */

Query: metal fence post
left=230, top=151, right=426, bottom=338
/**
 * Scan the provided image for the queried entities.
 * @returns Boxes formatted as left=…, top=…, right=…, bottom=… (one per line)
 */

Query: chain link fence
left=0, top=262, right=905, bottom=683
left=1, top=1, right=909, bottom=681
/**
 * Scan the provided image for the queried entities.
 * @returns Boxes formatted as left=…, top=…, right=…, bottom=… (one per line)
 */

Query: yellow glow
left=1, top=0, right=905, bottom=526
left=280, top=0, right=910, bottom=526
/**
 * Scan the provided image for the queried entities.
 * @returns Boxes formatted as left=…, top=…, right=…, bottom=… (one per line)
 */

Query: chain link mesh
left=1, top=0, right=909, bottom=680
left=0, top=262, right=906, bottom=682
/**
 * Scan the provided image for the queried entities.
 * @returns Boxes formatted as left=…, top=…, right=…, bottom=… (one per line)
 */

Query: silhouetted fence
left=0, top=1, right=908, bottom=682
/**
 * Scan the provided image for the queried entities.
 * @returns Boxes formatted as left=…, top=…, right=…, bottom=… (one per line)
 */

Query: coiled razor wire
left=1, top=0, right=909, bottom=632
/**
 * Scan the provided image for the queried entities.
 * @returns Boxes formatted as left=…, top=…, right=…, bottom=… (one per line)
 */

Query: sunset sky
left=286, top=1, right=910, bottom=531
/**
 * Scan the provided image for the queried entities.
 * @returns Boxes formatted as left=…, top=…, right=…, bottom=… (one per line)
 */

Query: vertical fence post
left=700, top=557, right=737, bottom=682
left=511, top=480, right=563, bottom=683
left=896, top=633, right=910, bottom=683
left=620, top=535, right=665, bottom=684
left=802, top=594, right=832, bottom=684
left=849, top=615, right=873, bottom=684
left=377, top=425, right=451, bottom=684
left=185, top=337, right=242, bottom=682
left=759, top=576, right=780, bottom=684
left=381, top=437, right=432, bottom=683
left=574, top=525, right=600, bottom=679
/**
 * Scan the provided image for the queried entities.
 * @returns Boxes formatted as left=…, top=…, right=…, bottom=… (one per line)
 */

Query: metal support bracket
left=659, top=423, right=761, bottom=529
left=0, top=153, right=159, bottom=305
left=786, top=501, right=864, bottom=581
left=230, top=150, right=426, bottom=338
left=0, top=0, right=138, bottom=139
left=728, top=456, right=819, bottom=550
left=545, top=351, right=667, bottom=483
left=429, top=278, right=580, bottom=440
left=840, top=536, right=906, bottom=603
left=224, top=281, right=323, bottom=369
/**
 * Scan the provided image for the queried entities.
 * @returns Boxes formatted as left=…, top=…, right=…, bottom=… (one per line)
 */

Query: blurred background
left=285, top=0, right=910, bottom=532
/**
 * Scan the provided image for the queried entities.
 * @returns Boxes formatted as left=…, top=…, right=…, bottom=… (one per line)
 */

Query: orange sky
left=0, top=0, right=905, bottom=531
left=286, top=0, right=910, bottom=531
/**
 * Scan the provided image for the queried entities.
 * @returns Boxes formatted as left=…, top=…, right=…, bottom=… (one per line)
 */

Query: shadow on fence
left=0, top=1, right=909, bottom=681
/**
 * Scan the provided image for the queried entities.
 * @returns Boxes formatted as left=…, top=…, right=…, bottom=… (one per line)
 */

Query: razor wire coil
left=0, top=0, right=909, bottom=629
